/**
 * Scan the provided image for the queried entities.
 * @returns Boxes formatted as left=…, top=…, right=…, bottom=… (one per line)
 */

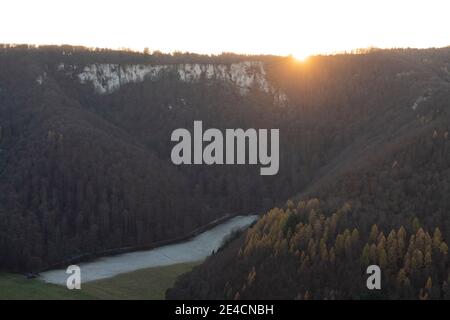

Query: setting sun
left=293, top=52, right=311, bottom=62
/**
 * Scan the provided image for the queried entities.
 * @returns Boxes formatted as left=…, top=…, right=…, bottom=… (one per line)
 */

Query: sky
left=1, top=0, right=449, bottom=59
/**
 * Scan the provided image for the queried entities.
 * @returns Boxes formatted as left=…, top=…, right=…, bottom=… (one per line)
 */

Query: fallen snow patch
left=40, top=215, right=258, bottom=285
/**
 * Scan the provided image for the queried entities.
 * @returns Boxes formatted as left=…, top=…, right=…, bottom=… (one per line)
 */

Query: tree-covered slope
left=167, top=49, right=450, bottom=300
left=1, top=45, right=450, bottom=281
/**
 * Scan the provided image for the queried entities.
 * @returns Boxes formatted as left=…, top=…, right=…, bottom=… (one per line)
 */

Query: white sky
left=1, top=0, right=449, bottom=58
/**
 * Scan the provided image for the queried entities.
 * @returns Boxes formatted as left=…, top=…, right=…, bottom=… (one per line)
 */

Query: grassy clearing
left=0, top=272, right=93, bottom=300
left=82, top=261, right=200, bottom=299
left=0, top=261, right=200, bottom=300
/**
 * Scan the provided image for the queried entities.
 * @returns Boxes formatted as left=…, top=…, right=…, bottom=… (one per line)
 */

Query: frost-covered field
left=40, top=215, right=257, bottom=285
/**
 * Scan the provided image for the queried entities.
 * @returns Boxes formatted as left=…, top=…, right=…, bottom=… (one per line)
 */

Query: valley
left=1, top=44, right=450, bottom=299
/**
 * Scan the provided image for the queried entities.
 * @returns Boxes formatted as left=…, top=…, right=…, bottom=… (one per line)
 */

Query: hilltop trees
left=169, top=200, right=450, bottom=299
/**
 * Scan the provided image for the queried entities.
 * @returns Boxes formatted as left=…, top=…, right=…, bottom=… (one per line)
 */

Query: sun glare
left=293, top=52, right=311, bottom=62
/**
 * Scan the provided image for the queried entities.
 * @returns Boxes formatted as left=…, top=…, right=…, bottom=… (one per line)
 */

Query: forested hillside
left=168, top=48, right=450, bottom=299
left=1, top=44, right=450, bottom=284
left=0, top=45, right=284, bottom=271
